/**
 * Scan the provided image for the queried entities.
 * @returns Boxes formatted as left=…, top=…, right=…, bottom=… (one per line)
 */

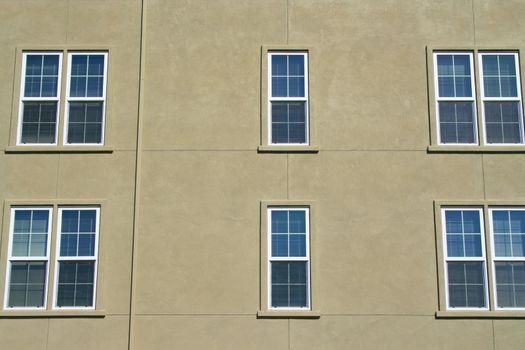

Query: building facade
left=0, top=0, right=524, bottom=349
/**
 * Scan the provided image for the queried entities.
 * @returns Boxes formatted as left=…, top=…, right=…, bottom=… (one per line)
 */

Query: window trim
left=3, top=207, right=53, bottom=310
left=63, top=52, right=108, bottom=146
left=267, top=51, right=309, bottom=146
left=258, top=200, right=320, bottom=318
left=435, top=201, right=525, bottom=316
left=259, top=46, right=318, bottom=153
left=478, top=52, right=525, bottom=146
left=427, top=47, right=525, bottom=152
left=53, top=207, right=100, bottom=310
left=433, top=52, right=479, bottom=146
left=16, top=52, right=63, bottom=146
left=0, top=200, right=105, bottom=316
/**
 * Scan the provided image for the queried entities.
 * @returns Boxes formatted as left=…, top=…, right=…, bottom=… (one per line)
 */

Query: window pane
left=61, top=233, right=78, bottom=256
left=495, top=262, right=525, bottom=308
left=271, top=55, right=287, bottom=76
left=494, top=234, right=512, bottom=257
left=71, top=55, right=87, bottom=75
left=24, top=54, right=59, bottom=98
left=62, top=210, right=79, bottom=233
left=454, top=77, right=472, bottom=97
left=482, top=55, right=499, bottom=75
left=271, top=77, right=287, bottom=97
left=87, top=55, right=105, bottom=75
left=453, top=55, right=471, bottom=75
left=70, top=77, right=87, bottom=97
left=14, top=210, right=31, bottom=233
left=29, top=234, right=47, bottom=257
left=463, top=211, right=481, bottom=233
left=500, top=77, right=518, bottom=97
left=447, top=262, right=486, bottom=308
left=288, top=55, right=304, bottom=75
left=271, top=234, right=288, bottom=257
left=438, top=77, right=455, bottom=97
left=271, top=211, right=288, bottom=233
left=510, top=211, right=525, bottom=233
left=271, top=262, right=308, bottom=308
left=31, top=210, right=49, bottom=233
left=484, top=77, right=501, bottom=97
left=289, top=234, right=306, bottom=257
left=56, top=261, right=95, bottom=307
left=437, top=54, right=472, bottom=98
left=271, top=102, right=306, bottom=144
left=79, top=210, right=96, bottom=233
left=289, top=211, right=306, bottom=233
left=437, top=55, right=453, bottom=75
left=288, top=77, right=305, bottom=97
left=21, top=102, right=57, bottom=144
left=12, top=234, right=29, bottom=256
left=464, top=234, right=482, bottom=257
left=485, top=102, right=522, bottom=144
left=445, top=211, right=462, bottom=233
left=8, top=262, right=46, bottom=308
left=26, top=55, right=42, bottom=75
left=87, top=77, right=104, bottom=97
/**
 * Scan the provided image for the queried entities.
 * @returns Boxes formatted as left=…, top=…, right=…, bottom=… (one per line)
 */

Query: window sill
left=5, top=146, right=113, bottom=154
left=427, top=145, right=525, bottom=153
left=257, top=310, right=321, bottom=319
left=436, top=310, right=525, bottom=319
left=0, top=309, right=106, bottom=318
left=257, top=145, right=319, bottom=153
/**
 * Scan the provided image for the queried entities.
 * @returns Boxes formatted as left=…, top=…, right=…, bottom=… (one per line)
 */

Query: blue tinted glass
left=41, top=77, right=58, bottom=97
left=31, top=211, right=49, bottom=233
left=271, top=262, right=288, bottom=284
left=12, top=234, right=29, bottom=256
left=87, top=77, right=103, bottom=97
left=289, top=262, right=307, bottom=283
left=272, top=77, right=287, bottom=97
left=272, top=102, right=288, bottom=123
left=447, top=234, right=464, bottom=257
left=58, top=262, right=77, bottom=283
left=271, top=285, right=288, bottom=307
left=272, top=55, right=287, bottom=76
left=14, top=210, right=31, bottom=233
left=70, top=77, right=87, bottom=97
left=512, top=234, right=525, bottom=257
left=498, top=55, right=516, bottom=75
left=78, top=234, right=96, bottom=256
left=438, top=77, right=455, bottom=97
left=483, top=55, right=499, bottom=75
left=454, top=77, right=472, bottom=97
left=272, top=123, right=288, bottom=144
left=76, top=262, right=95, bottom=283
left=500, top=77, right=518, bottom=97
left=445, top=211, right=462, bottom=233
left=272, top=234, right=288, bottom=257
left=61, top=210, right=79, bottom=233
left=288, top=102, right=305, bottom=123
left=26, top=55, right=43, bottom=75
left=29, top=234, right=47, bottom=257
left=288, top=56, right=304, bottom=75
left=462, top=211, right=480, bottom=233
left=289, top=211, right=306, bottom=233
left=464, top=234, right=482, bottom=257
left=24, top=76, right=41, bottom=97
left=290, top=285, right=307, bottom=307
left=271, top=211, right=288, bottom=233
left=42, top=55, right=59, bottom=75
left=289, top=234, right=306, bottom=257
left=494, top=234, right=512, bottom=257
left=88, top=55, right=104, bottom=75
left=288, top=77, right=305, bottom=97
left=74, top=284, right=94, bottom=307
left=437, top=55, right=453, bottom=76
left=60, top=234, right=78, bottom=256
left=289, top=123, right=306, bottom=144
left=71, top=55, right=87, bottom=75
left=492, top=211, right=510, bottom=233
left=453, top=55, right=470, bottom=76
left=79, top=210, right=96, bottom=233
left=484, top=77, right=500, bottom=97
left=510, top=211, right=525, bottom=233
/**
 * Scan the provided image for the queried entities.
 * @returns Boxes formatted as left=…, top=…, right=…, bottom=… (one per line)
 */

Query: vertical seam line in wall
left=286, top=0, right=289, bottom=44
left=492, top=319, right=496, bottom=350
left=128, top=0, right=147, bottom=349
left=481, top=154, right=486, bottom=200
left=65, top=0, right=70, bottom=44
left=471, top=0, right=477, bottom=45
left=55, top=153, right=60, bottom=198
left=288, top=318, right=291, bottom=350
left=45, top=318, right=50, bottom=350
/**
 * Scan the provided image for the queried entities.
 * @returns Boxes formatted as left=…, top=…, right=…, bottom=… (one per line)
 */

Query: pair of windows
left=440, top=207, right=525, bottom=311
left=5, top=207, right=100, bottom=310
left=267, top=52, right=310, bottom=145
left=267, top=207, right=311, bottom=310
left=17, top=52, right=108, bottom=146
left=433, top=51, right=524, bottom=145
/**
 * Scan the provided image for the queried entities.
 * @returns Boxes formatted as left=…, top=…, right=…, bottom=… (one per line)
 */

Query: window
left=267, top=207, right=310, bottom=309
left=438, top=205, right=525, bottom=312
left=432, top=50, right=525, bottom=147
left=268, top=52, right=309, bottom=145
left=17, top=51, right=108, bottom=146
left=4, top=206, right=100, bottom=310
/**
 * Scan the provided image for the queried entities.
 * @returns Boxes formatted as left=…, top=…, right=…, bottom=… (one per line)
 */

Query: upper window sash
left=479, top=52, right=525, bottom=145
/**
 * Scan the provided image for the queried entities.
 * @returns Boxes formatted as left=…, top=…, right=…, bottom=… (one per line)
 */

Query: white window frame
left=478, top=52, right=525, bottom=145
left=441, top=207, right=489, bottom=311
left=64, top=52, right=108, bottom=146
left=267, top=207, right=311, bottom=310
left=267, top=52, right=309, bottom=146
left=433, top=52, right=478, bottom=146
left=16, top=52, right=63, bottom=146
left=53, top=207, right=100, bottom=310
left=488, top=208, right=525, bottom=311
left=4, top=207, right=53, bottom=310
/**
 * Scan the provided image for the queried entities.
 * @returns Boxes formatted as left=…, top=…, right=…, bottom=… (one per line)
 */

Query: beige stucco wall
left=1, top=0, right=525, bottom=349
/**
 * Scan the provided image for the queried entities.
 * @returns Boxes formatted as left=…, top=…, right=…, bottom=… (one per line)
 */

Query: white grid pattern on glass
left=433, top=52, right=478, bottom=145
left=441, top=208, right=489, bottom=310
left=489, top=208, right=525, bottom=310
left=267, top=207, right=311, bottom=310
left=479, top=53, right=525, bottom=145
left=64, top=52, right=108, bottom=145
left=54, top=207, right=100, bottom=309
left=267, top=52, right=309, bottom=145
left=4, top=208, right=52, bottom=310
left=17, top=53, right=62, bottom=145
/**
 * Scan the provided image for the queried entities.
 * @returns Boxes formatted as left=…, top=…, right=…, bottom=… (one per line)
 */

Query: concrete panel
left=483, top=154, right=525, bottom=200
left=474, top=0, right=525, bottom=46
left=135, top=151, right=287, bottom=314
left=0, top=318, right=48, bottom=350
left=290, top=315, right=493, bottom=350
left=494, top=320, right=525, bottom=350
left=134, top=315, right=288, bottom=350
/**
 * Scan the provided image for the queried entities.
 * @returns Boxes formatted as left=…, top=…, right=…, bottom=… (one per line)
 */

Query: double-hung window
left=268, top=52, right=309, bottom=145
left=4, top=206, right=100, bottom=310
left=439, top=205, right=525, bottom=312
left=268, top=207, right=310, bottom=309
left=17, top=51, right=108, bottom=146
left=432, top=51, right=525, bottom=147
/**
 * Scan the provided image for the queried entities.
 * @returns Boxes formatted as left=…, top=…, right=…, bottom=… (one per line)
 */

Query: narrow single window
left=442, top=208, right=488, bottom=309
left=490, top=209, right=525, bottom=309
left=479, top=53, right=524, bottom=144
left=268, top=208, right=310, bottom=309
left=18, top=53, right=62, bottom=145
left=65, top=53, right=107, bottom=145
left=434, top=53, right=477, bottom=145
left=55, top=208, right=100, bottom=308
left=5, top=208, right=52, bottom=308
left=268, top=52, right=309, bottom=145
